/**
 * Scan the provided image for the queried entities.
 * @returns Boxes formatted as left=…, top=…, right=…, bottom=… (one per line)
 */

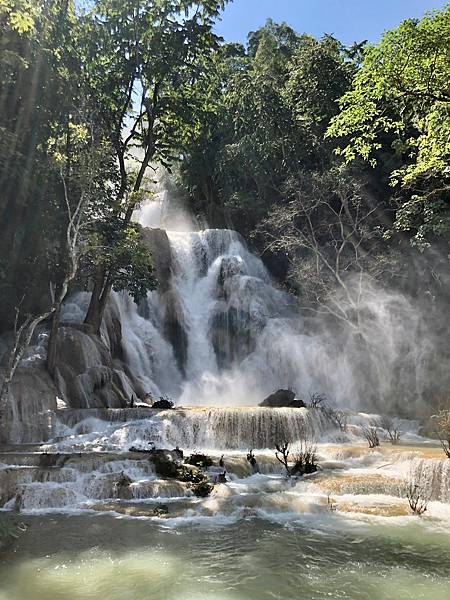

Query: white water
left=62, top=225, right=435, bottom=415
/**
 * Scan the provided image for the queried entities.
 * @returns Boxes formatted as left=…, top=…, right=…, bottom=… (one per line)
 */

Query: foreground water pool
left=1, top=514, right=450, bottom=600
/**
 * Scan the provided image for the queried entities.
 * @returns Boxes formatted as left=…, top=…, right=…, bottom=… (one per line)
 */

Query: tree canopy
left=327, top=7, right=450, bottom=248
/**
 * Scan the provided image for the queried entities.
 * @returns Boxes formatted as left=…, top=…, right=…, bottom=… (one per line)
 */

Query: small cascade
left=53, top=407, right=329, bottom=452
left=410, top=457, right=450, bottom=502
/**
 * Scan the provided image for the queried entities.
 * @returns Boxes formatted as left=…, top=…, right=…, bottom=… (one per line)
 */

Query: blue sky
left=214, top=0, right=448, bottom=45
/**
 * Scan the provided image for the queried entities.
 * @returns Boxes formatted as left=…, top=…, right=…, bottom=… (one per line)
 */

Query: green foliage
left=105, top=223, right=156, bottom=303
left=178, top=21, right=358, bottom=235
left=0, top=0, right=87, bottom=329
left=327, top=7, right=450, bottom=247
left=80, top=0, right=226, bottom=205
left=0, top=0, right=39, bottom=34
left=0, top=0, right=228, bottom=332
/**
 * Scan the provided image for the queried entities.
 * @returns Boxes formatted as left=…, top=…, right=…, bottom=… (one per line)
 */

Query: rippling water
left=1, top=515, right=450, bottom=600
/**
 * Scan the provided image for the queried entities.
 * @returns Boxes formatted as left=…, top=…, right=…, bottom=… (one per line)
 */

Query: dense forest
left=0, top=0, right=449, bottom=414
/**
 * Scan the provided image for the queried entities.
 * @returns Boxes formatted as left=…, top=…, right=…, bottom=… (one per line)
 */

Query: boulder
left=259, top=389, right=305, bottom=408
left=152, top=398, right=174, bottom=410
left=150, top=449, right=180, bottom=478
left=185, top=453, right=213, bottom=468
left=191, top=480, right=213, bottom=498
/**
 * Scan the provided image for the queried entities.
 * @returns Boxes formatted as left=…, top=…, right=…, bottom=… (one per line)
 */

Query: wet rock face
left=150, top=449, right=182, bottom=478
left=185, top=453, right=214, bottom=469
left=259, top=389, right=305, bottom=408
left=2, top=364, right=59, bottom=443
left=140, top=228, right=189, bottom=374
left=162, top=290, right=189, bottom=375
left=53, top=327, right=129, bottom=409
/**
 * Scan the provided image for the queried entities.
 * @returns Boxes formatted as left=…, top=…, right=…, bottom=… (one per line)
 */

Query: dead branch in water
left=406, top=471, right=429, bottom=516
left=275, top=443, right=291, bottom=477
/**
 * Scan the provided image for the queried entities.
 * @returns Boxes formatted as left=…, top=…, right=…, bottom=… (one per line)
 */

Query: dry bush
left=406, top=469, right=429, bottom=516
left=275, top=442, right=291, bottom=476
left=291, top=438, right=318, bottom=476
left=378, top=416, right=402, bottom=445
left=308, top=392, right=327, bottom=409
left=431, top=409, right=450, bottom=458
left=275, top=424, right=318, bottom=477
left=362, top=424, right=380, bottom=448
left=334, top=410, right=348, bottom=433
left=308, top=392, right=348, bottom=433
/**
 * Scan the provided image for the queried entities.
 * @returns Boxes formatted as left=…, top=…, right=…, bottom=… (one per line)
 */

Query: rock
left=191, top=480, right=214, bottom=498
left=114, top=472, right=133, bottom=500
left=259, top=389, right=305, bottom=408
left=177, top=465, right=200, bottom=483
left=152, top=398, right=174, bottom=409
left=54, top=326, right=129, bottom=409
left=290, top=463, right=318, bottom=477
left=128, top=443, right=155, bottom=454
left=140, top=228, right=173, bottom=294
left=1, top=364, right=59, bottom=443
left=172, top=447, right=184, bottom=460
left=150, top=449, right=180, bottom=478
left=185, top=453, right=213, bottom=468
left=215, top=471, right=227, bottom=484
left=289, top=399, right=307, bottom=408
left=152, top=504, right=169, bottom=517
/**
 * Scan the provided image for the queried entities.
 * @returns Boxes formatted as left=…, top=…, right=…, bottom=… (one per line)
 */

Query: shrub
left=275, top=424, right=318, bottom=477
left=191, top=480, right=213, bottom=497
left=291, top=439, right=318, bottom=476
left=406, top=468, right=429, bottom=516
left=362, top=424, right=380, bottom=448
left=431, top=409, right=450, bottom=458
left=378, top=416, right=402, bottom=445
left=308, top=392, right=327, bottom=408
left=275, top=442, right=291, bottom=476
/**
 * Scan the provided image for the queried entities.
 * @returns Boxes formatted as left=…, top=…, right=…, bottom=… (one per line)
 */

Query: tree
left=259, top=169, right=390, bottom=330
left=431, top=408, right=450, bottom=458
left=80, top=0, right=226, bottom=332
left=0, top=122, right=103, bottom=418
left=0, top=0, right=80, bottom=332
left=361, top=424, right=380, bottom=448
left=378, top=415, right=402, bottom=445
left=327, top=7, right=450, bottom=249
left=178, top=25, right=362, bottom=259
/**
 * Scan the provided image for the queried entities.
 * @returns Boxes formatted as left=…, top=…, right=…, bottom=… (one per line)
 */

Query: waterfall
left=61, top=225, right=435, bottom=412
left=117, top=227, right=311, bottom=406
left=4, top=223, right=439, bottom=449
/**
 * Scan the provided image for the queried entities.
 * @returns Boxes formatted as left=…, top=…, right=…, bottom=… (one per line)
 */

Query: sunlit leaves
left=0, top=0, right=38, bottom=34
left=327, top=7, right=450, bottom=245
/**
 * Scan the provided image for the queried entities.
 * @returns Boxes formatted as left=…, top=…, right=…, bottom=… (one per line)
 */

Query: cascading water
left=162, top=229, right=299, bottom=405
left=53, top=224, right=442, bottom=420
left=85, top=227, right=334, bottom=409
left=72, top=226, right=433, bottom=415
